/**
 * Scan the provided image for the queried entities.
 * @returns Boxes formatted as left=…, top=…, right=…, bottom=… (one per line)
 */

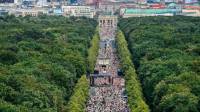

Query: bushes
left=87, top=28, right=100, bottom=73
left=66, top=75, right=89, bottom=112
left=116, top=30, right=150, bottom=112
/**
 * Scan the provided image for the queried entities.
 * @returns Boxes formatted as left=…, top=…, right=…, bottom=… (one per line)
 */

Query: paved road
left=87, top=17, right=129, bottom=112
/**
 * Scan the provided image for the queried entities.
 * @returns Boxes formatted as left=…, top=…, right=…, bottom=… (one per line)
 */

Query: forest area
left=0, top=15, right=97, bottom=111
left=119, top=16, right=200, bottom=112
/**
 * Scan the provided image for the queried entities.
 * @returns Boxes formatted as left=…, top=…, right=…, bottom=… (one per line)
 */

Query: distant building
left=0, top=9, right=8, bottom=15
left=11, top=8, right=48, bottom=16
left=70, top=0, right=77, bottom=4
left=182, top=9, right=200, bottom=16
left=182, top=5, right=200, bottom=16
left=0, top=0, right=14, bottom=3
left=98, top=1, right=124, bottom=14
left=185, top=0, right=198, bottom=4
left=147, top=0, right=160, bottom=3
left=36, top=0, right=48, bottom=7
left=85, top=0, right=94, bottom=5
left=0, top=0, right=19, bottom=4
left=68, top=0, right=85, bottom=5
left=164, top=0, right=174, bottom=3
left=149, top=3, right=165, bottom=9
left=99, top=2, right=116, bottom=14
left=120, top=8, right=182, bottom=17
left=62, top=5, right=95, bottom=18
left=53, top=8, right=63, bottom=15
left=77, top=0, right=85, bottom=5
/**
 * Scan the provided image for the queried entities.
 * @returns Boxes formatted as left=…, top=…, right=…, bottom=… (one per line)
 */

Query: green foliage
left=66, top=28, right=99, bottom=112
left=0, top=15, right=97, bottom=111
left=0, top=100, right=28, bottom=112
left=116, top=30, right=150, bottom=112
left=119, top=16, right=200, bottom=111
left=87, top=28, right=100, bottom=73
left=0, top=50, right=18, bottom=65
left=66, top=75, right=89, bottom=112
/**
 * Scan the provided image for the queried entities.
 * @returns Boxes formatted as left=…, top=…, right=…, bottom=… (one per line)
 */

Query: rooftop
left=125, top=8, right=182, bottom=14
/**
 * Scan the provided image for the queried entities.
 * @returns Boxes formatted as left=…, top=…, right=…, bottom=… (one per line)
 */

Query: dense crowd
left=94, top=77, right=110, bottom=86
left=113, top=78, right=125, bottom=86
left=99, top=26, right=116, bottom=40
left=87, top=25, right=129, bottom=112
left=87, top=87, right=128, bottom=112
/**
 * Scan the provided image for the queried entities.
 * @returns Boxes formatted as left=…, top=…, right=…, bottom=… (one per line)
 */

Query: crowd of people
left=94, top=77, right=110, bottom=86
left=99, top=26, right=116, bottom=40
left=112, top=78, right=125, bottom=86
left=87, top=87, right=129, bottom=112
left=98, top=43, right=112, bottom=59
left=87, top=23, right=129, bottom=112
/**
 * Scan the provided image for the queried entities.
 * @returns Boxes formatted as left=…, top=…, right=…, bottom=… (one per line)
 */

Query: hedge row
left=116, top=30, right=150, bottom=112
left=87, top=28, right=100, bottom=73
left=66, top=75, right=89, bottom=112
